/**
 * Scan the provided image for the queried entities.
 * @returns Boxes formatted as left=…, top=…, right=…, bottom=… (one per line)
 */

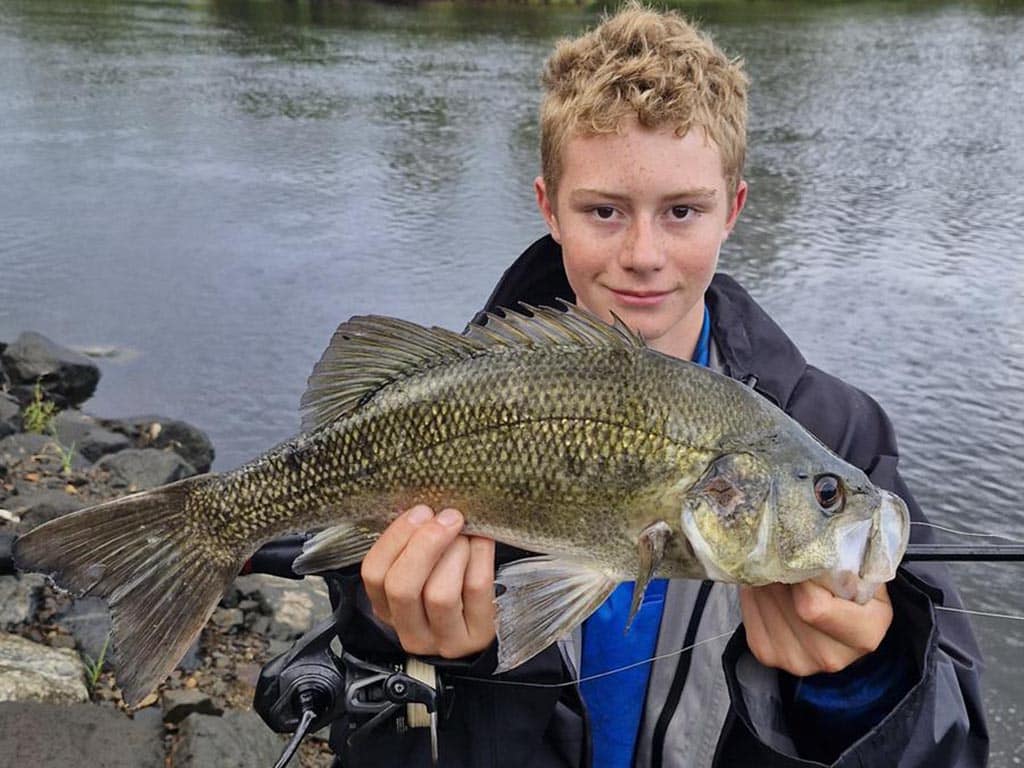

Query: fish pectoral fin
left=291, top=523, right=379, bottom=575
left=493, top=556, right=616, bottom=673
left=627, top=521, right=673, bottom=630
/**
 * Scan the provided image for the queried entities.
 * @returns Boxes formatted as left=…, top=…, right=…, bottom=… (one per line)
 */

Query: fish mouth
left=817, top=491, right=910, bottom=604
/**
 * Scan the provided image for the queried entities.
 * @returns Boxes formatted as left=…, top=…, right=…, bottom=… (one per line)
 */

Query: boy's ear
left=722, top=179, right=748, bottom=239
left=534, top=176, right=562, bottom=243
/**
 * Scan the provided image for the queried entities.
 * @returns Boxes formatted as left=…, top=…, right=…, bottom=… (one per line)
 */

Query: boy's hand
left=361, top=505, right=496, bottom=659
left=739, top=581, right=893, bottom=676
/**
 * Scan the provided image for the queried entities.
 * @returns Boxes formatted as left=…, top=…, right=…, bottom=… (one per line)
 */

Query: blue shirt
left=579, top=305, right=711, bottom=768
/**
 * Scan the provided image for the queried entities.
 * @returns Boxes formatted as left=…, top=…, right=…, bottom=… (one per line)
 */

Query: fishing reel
left=253, top=574, right=448, bottom=768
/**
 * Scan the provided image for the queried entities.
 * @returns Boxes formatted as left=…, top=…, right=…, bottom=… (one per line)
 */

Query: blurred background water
left=1, top=0, right=1022, bottom=761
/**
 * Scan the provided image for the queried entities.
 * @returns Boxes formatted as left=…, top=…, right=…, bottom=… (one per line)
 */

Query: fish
left=13, top=302, right=910, bottom=706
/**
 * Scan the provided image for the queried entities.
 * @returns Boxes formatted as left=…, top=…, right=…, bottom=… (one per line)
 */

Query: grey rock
left=174, top=710, right=284, bottom=768
left=0, top=631, right=89, bottom=703
left=238, top=598, right=261, bottom=613
left=48, top=634, right=76, bottom=650
left=0, top=393, right=19, bottom=437
left=55, top=596, right=111, bottom=667
left=1, top=331, right=101, bottom=406
left=180, top=637, right=202, bottom=673
left=0, top=701, right=164, bottom=768
left=211, top=607, right=244, bottom=631
left=0, top=434, right=89, bottom=475
left=161, top=688, right=223, bottom=725
left=0, top=532, right=14, bottom=574
left=218, top=584, right=242, bottom=609
left=0, top=573, right=47, bottom=628
left=51, top=409, right=131, bottom=462
left=15, top=488, right=86, bottom=532
left=0, top=432, right=54, bottom=466
left=233, top=573, right=332, bottom=640
left=102, top=415, right=215, bottom=472
left=247, top=615, right=272, bottom=636
left=96, top=447, right=197, bottom=490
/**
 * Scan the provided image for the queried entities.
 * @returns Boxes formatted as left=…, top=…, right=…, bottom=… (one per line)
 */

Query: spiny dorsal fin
left=300, top=302, right=646, bottom=432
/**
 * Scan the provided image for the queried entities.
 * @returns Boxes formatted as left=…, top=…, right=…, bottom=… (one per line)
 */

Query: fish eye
left=813, top=474, right=845, bottom=515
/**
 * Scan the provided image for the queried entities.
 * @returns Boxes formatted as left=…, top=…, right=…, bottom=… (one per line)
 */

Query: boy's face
left=535, top=121, right=746, bottom=360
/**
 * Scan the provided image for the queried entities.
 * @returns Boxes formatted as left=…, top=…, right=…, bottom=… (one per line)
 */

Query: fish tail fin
left=13, top=473, right=241, bottom=706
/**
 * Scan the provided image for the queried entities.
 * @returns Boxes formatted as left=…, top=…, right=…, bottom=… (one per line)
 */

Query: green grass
left=82, top=633, right=111, bottom=694
left=22, top=382, right=57, bottom=434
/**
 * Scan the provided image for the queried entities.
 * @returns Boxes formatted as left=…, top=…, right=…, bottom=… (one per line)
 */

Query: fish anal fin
left=493, top=556, right=617, bottom=673
left=627, top=521, right=673, bottom=630
left=291, top=523, right=380, bottom=575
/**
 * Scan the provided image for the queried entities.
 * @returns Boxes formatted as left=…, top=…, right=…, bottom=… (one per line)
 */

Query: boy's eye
left=670, top=206, right=693, bottom=220
left=593, top=206, right=615, bottom=220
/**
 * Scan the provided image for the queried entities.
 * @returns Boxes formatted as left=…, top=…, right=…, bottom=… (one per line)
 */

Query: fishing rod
left=902, top=544, right=1024, bottom=562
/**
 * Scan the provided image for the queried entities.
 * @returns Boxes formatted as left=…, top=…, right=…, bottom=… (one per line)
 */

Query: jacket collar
left=478, top=235, right=809, bottom=410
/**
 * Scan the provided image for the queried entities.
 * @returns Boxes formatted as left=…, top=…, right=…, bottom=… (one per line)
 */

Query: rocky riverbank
left=0, top=332, right=334, bottom=767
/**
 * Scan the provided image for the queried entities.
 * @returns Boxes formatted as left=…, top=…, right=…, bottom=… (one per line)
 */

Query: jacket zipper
left=649, top=580, right=714, bottom=768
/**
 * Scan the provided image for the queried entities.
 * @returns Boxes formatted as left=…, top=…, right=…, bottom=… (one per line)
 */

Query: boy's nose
left=619, top=220, right=665, bottom=271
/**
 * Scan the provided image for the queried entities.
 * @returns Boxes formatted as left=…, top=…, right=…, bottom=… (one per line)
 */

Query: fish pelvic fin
left=292, top=522, right=380, bottom=575
left=300, top=302, right=645, bottom=433
left=627, top=521, right=673, bottom=631
left=12, top=474, right=240, bottom=707
left=493, top=556, right=617, bottom=674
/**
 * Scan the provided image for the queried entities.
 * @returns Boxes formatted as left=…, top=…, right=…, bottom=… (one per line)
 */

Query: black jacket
left=330, top=235, right=988, bottom=767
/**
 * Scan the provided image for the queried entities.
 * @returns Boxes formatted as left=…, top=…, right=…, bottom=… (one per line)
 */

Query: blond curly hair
left=540, top=2, right=748, bottom=198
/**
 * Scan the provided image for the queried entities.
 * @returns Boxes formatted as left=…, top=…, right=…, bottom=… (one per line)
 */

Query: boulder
left=0, top=432, right=53, bottom=467
left=50, top=409, right=131, bottom=463
left=102, top=415, right=215, bottom=472
left=211, top=607, right=245, bottom=632
left=174, top=710, right=284, bottom=768
left=15, top=488, right=86, bottom=531
left=233, top=573, right=332, bottom=641
left=0, top=573, right=47, bottom=628
left=55, top=597, right=111, bottom=668
left=0, top=532, right=14, bottom=575
left=161, top=688, right=223, bottom=725
left=0, top=701, right=164, bottom=768
left=0, top=631, right=89, bottom=703
left=0, top=434, right=89, bottom=480
left=1, top=332, right=100, bottom=407
left=0, top=393, right=20, bottom=437
left=95, top=448, right=197, bottom=490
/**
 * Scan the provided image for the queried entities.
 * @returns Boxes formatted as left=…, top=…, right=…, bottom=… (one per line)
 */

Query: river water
left=1, top=0, right=1022, bottom=761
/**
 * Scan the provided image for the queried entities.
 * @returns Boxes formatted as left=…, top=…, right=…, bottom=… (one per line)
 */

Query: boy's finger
left=462, top=537, right=496, bottom=647
left=790, top=581, right=892, bottom=654
left=423, top=534, right=472, bottom=653
left=361, top=505, right=435, bottom=623
left=384, top=509, right=466, bottom=652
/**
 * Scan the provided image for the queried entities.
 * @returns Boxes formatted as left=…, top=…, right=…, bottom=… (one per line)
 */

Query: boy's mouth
left=608, top=288, right=673, bottom=307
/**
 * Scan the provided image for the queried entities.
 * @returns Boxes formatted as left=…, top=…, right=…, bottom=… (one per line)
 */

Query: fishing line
left=450, top=630, right=735, bottom=690
left=936, top=605, right=1024, bottom=623
left=451, top=604, right=1024, bottom=691
left=911, top=521, right=1024, bottom=545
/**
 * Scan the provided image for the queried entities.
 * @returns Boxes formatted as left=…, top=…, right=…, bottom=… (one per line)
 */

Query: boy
left=337, top=5, right=986, bottom=766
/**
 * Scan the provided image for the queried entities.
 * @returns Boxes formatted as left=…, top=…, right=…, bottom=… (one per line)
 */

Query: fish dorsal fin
left=467, top=301, right=645, bottom=350
left=300, top=316, right=484, bottom=432
left=300, top=302, right=646, bottom=432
